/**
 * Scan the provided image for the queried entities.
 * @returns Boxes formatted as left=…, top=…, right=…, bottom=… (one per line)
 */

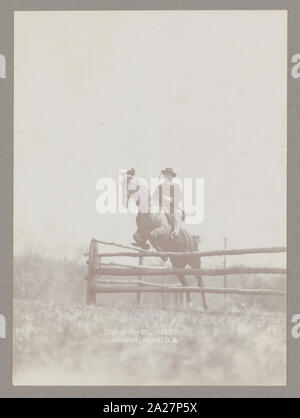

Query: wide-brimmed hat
left=161, top=167, right=177, bottom=178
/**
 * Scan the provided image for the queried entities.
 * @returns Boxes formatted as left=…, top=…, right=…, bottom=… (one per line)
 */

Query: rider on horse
left=152, top=167, right=184, bottom=239
left=123, top=167, right=184, bottom=243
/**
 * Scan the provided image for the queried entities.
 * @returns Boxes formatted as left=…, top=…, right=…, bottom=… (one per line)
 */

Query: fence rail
left=94, top=285, right=285, bottom=297
left=97, top=266, right=286, bottom=276
left=84, top=238, right=287, bottom=305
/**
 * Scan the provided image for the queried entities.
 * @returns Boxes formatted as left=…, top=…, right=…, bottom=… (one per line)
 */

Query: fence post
left=86, top=239, right=98, bottom=305
left=136, top=256, right=143, bottom=306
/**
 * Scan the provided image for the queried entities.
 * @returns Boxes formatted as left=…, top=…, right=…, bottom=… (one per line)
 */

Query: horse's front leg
left=150, top=225, right=168, bottom=239
left=149, top=226, right=169, bottom=261
left=132, top=230, right=150, bottom=250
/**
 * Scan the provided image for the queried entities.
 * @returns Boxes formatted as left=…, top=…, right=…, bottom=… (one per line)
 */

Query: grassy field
left=13, top=299, right=286, bottom=386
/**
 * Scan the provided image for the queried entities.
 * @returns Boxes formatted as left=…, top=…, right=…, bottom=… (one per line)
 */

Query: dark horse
left=127, top=180, right=207, bottom=310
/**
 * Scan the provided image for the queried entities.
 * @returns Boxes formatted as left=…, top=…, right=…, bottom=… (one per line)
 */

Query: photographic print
left=13, top=10, right=287, bottom=386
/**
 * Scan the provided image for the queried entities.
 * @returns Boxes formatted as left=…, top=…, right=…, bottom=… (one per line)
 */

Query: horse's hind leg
left=196, top=273, right=207, bottom=311
left=191, top=258, right=208, bottom=311
left=177, top=274, right=192, bottom=309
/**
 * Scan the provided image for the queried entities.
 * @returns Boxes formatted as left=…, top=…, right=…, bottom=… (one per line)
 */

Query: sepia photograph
left=13, top=10, right=287, bottom=386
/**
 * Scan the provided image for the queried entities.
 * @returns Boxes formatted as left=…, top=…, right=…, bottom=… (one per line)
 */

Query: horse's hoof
left=131, top=241, right=150, bottom=250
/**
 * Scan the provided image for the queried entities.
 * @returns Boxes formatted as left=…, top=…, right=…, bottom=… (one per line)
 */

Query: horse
left=126, top=178, right=207, bottom=310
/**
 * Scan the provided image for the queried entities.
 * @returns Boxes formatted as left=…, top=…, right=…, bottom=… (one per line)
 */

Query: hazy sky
left=14, top=11, right=287, bottom=262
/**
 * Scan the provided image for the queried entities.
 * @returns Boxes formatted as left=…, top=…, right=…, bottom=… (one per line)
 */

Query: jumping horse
left=125, top=178, right=207, bottom=310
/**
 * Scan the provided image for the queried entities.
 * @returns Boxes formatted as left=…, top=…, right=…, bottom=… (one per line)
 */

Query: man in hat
left=152, top=167, right=183, bottom=239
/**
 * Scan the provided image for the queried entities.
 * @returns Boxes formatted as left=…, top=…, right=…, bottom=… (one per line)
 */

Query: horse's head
left=127, top=182, right=140, bottom=205
left=126, top=177, right=150, bottom=211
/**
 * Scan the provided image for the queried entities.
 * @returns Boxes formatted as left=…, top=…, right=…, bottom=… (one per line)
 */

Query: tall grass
left=13, top=253, right=86, bottom=304
left=13, top=253, right=286, bottom=386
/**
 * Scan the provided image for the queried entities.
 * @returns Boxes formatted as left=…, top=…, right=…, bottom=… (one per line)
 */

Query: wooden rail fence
left=85, top=238, right=286, bottom=305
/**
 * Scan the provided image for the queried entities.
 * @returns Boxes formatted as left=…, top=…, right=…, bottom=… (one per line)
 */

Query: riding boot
left=165, top=213, right=176, bottom=238
left=170, top=214, right=180, bottom=239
